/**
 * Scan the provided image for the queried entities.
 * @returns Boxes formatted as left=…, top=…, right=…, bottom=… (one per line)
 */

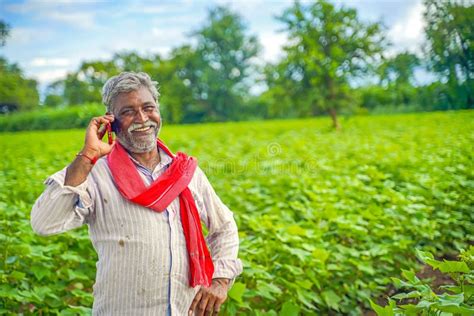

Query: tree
left=0, top=57, right=40, bottom=112
left=379, top=52, right=420, bottom=87
left=44, top=52, right=162, bottom=106
left=424, top=0, right=474, bottom=108
left=375, top=52, right=421, bottom=107
left=266, top=0, right=386, bottom=128
left=0, top=20, right=9, bottom=47
left=190, top=6, right=260, bottom=121
left=0, top=21, right=39, bottom=113
left=150, top=45, right=201, bottom=123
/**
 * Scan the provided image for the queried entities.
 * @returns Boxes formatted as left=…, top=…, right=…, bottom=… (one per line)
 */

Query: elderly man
left=31, top=72, right=242, bottom=315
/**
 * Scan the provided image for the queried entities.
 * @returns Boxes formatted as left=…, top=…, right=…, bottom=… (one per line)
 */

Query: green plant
left=1, top=111, right=473, bottom=314
left=371, top=247, right=474, bottom=315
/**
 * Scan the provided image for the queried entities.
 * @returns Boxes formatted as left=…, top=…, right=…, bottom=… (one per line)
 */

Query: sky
left=0, top=0, right=428, bottom=91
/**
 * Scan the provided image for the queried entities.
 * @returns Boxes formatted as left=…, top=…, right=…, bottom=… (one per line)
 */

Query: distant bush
left=0, top=103, right=104, bottom=132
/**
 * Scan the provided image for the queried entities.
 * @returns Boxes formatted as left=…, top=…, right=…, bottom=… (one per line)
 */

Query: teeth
left=133, top=126, right=150, bottom=132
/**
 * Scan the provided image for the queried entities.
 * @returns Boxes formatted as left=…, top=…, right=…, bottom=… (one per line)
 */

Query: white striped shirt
left=31, top=148, right=243, bottom=315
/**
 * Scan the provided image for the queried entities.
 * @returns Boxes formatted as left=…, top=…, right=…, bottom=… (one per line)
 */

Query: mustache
left=127, top=121, right=158, bottom=133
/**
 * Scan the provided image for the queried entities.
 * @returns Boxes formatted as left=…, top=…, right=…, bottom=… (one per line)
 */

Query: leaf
left=31, top=265, right=51, bottom=281
left=295, top=280, right=312, bottom=290
left=369, top=299, right=395, bottom=316
left=312, top=248, right=330, bottom=263
left=9, top=271, right=26, bottom=281
left=257, top=282, right=282, bottom=300
left=392, top=290, right=421, bottom=300
left=416, top=250, right=439, bottom=268
left=5, top=256, right=18, bottom=264
left=358, top=262, right=375, bottom=275
left=437, top=304, right=474, bottom=315
left=398, top=303, right=422, bottom=313
left=280, top=301, right=300, bottom=316
left=228, top=282, right=246, bottom=303
left=437, top=260, right=470, bottom=273
left=322, top=290, right=341, bottom=310
left=287, top=225, right=306, bottom=236
left=401, top=269, right=419, bottom=284
left=437, top=292, right=464, bottom=306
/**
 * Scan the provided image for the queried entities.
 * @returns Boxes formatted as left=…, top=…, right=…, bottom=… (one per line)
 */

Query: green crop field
left=1, top=111, right=473, bottom=315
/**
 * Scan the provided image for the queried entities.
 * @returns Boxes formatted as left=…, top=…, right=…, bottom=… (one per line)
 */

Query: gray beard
left=117, top=121, right=161, bottom=153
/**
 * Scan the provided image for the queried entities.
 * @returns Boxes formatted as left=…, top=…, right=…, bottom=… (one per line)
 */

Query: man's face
left=112, top=87, right=161, bottom=153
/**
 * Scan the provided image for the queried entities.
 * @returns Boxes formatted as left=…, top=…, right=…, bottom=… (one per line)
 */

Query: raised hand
left=81, top=114, right=116, bottom=160
left=64, top=114, right=116, bottom=186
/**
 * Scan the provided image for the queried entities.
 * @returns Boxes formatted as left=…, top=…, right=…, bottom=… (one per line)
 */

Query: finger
left=98, top=125, right=107, bottom=139
left=204, top=297, right=216, bottom=316
left=189, top=290, right=203, bottom=316
left=196, top=294, right=210, bottom=316
left=91, top=115, right=113, bottom=125
left=104, top=114, right=115, bottom=122
left=212, top=299, right=221, bottom=315
left=89, top=117, right=112, bottom=133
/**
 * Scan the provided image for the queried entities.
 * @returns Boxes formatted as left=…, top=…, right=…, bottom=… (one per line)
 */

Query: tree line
left=0, top=0, right=472, bottom=127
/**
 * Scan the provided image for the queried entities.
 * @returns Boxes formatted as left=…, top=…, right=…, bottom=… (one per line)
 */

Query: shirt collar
left=128, top=147, right=173, bottom=174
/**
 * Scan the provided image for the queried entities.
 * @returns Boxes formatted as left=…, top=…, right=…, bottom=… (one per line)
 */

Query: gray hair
left=102, top=71, right=160, bottom=113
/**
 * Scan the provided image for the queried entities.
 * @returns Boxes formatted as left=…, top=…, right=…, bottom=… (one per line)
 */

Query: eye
left=144, top=106, right=155, bottom=113
left=121, top=109, right=135, bottom=117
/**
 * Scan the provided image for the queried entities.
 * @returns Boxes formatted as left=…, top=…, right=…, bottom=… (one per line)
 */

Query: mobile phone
left=111, top=119, right=119, bottom=133
left=104, top=112, right=119, bottom=144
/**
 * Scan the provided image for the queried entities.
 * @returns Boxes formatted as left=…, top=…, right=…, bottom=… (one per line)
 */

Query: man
left=31, top=72, right=243, bottom=315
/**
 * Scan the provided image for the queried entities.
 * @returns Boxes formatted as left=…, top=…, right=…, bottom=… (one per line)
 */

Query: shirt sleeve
left=30, top=166, right=95, bottom=236
left=191, top=167, right=243, bottom=281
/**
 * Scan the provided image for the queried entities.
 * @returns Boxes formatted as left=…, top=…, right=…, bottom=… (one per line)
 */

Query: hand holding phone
left=98, top=113, right=117, bottom=145
left=82, top=114, right=115, bottom=162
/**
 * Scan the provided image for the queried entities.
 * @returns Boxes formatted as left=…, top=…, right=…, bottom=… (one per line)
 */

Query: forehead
left=113, top=87, right=156, bottom=110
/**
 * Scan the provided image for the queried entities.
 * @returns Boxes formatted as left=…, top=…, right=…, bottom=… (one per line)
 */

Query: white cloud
left=6, top=0, right=97, bottom=30
left=30, top=57, right=72, bottom=67
left=29, top=68, right=70, bottom=83
left=6, top=0, right=83, bottom=13
left=44, top=11, right=97, bottom=29
left=126, top=3, right=179, bottom=15
left=9, top=27, right=54, bottom=45
left=259, top=31, right=287, bottom=63
left=387, top=1, right=425, bottom=55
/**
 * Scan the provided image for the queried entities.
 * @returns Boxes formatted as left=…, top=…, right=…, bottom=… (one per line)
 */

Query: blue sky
left=1, top=0, right=427, bottom=90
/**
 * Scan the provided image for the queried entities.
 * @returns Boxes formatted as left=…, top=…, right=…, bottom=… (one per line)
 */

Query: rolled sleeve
left=31, top=167, right=95, bottom=236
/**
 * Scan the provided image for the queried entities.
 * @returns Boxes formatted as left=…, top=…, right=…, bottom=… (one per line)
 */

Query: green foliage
left=0, top=20, right=39, bottom=113
left=379, top=52, right=421, bottom=87
left=371, top=248, right=474, bottom=315
left=44, top=7, right=259, bottom=124
left=424, top=0, right=474, bottom=109
left=0, top=103, right=104, bottom=132
left=46, top=53, right=160, bottom=107
left=0, top=20, right=9, bottom=47
left=263, top=0, right=386, bottom=127
left=1, top=111, right=473, bottom=314
left=28, top=1, right=473, bottom=122
left=190, top=6, right=260, bottom=122
left=0, top=57, right=40, bottom=112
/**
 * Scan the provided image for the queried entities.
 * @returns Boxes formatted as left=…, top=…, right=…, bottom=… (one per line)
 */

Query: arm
left=194, top=167, right=242, bottom=280
left=189, top=167, right=243, bottom=315
left=31, top=168, right=95, bottom=236
left=30, top=114, right=115, bottom=236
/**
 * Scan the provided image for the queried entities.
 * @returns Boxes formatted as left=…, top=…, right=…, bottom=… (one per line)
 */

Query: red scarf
left=107, top=139, right=214, bottom=287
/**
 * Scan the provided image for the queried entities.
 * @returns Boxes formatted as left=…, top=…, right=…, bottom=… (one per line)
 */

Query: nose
left=135, top=108, right=148, bottom=123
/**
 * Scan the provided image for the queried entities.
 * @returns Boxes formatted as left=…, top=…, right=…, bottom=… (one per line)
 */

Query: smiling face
left=112, top=86, right=161, bottom=153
